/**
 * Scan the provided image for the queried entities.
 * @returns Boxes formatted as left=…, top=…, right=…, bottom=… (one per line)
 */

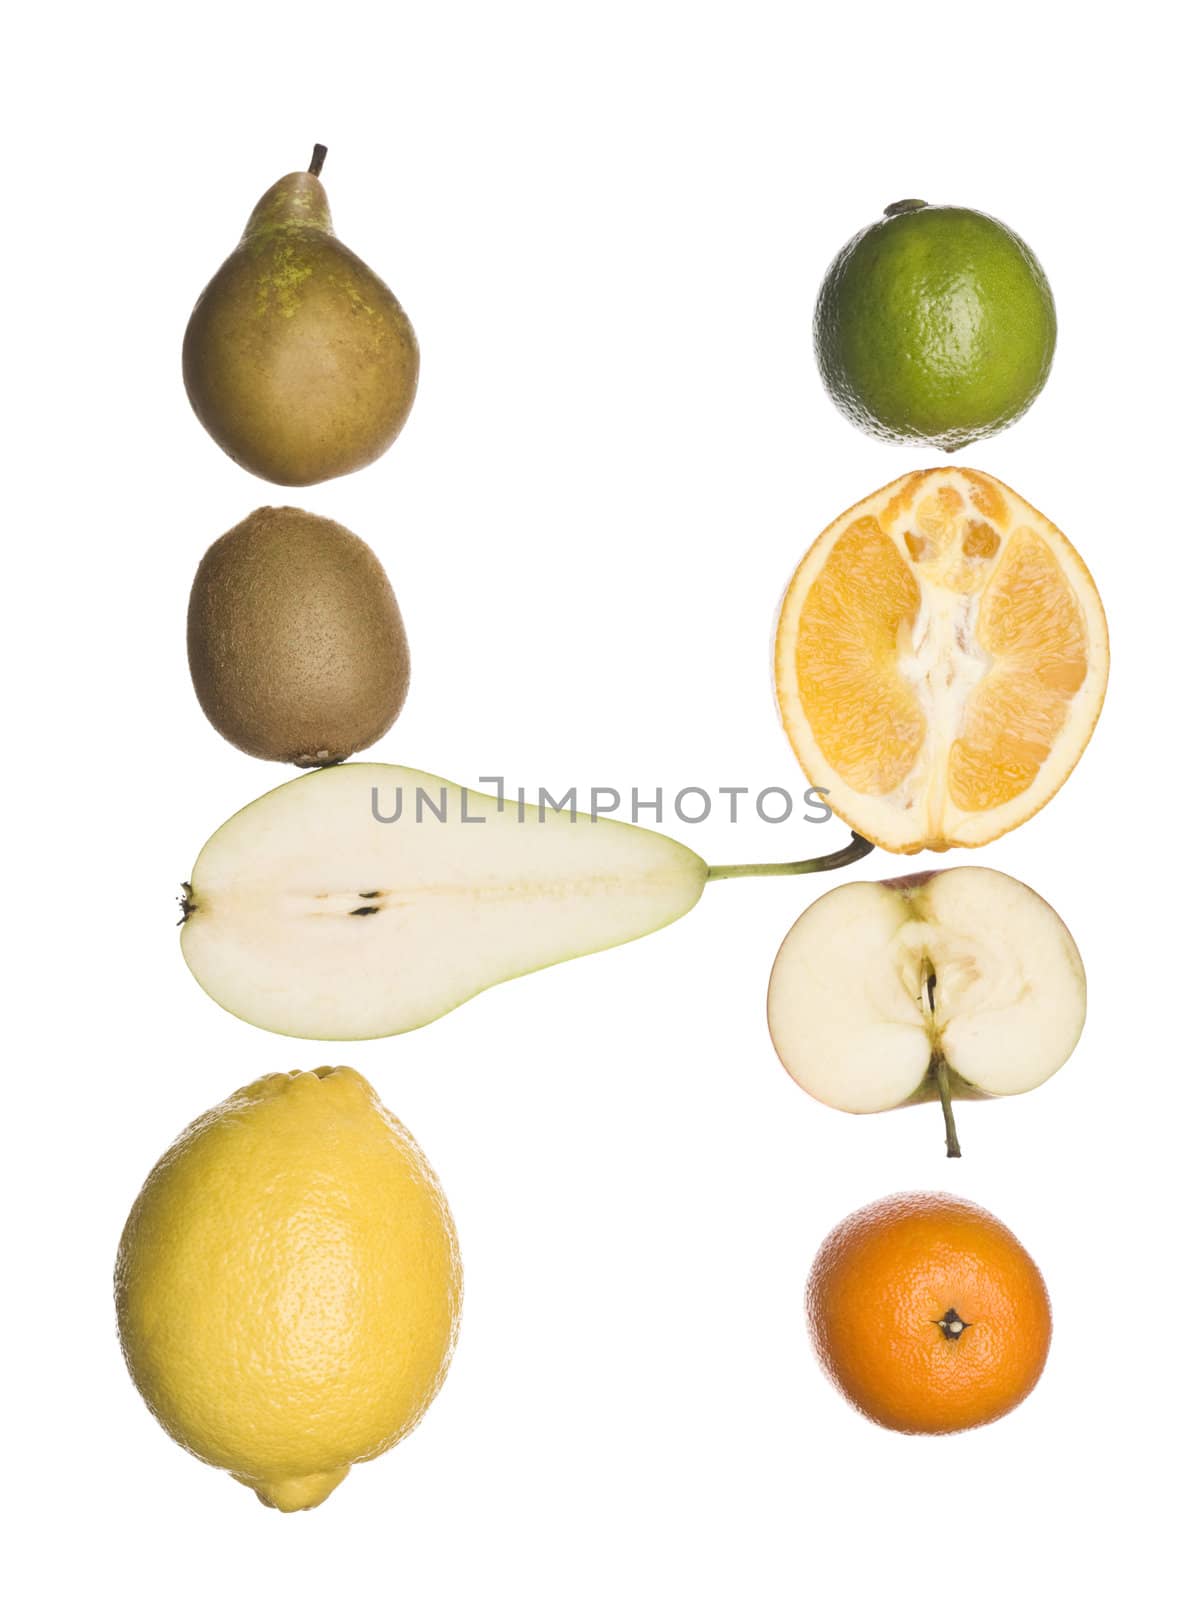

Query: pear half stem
left=309, top=144, right=328, bottom=177
left=706, top=831, right=873, bottom=881
left=933, top=1051, right=962, bottom=1159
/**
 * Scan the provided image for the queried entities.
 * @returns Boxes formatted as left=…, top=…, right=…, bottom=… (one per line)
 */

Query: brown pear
left=182, top=146, right=419, bottom=486
left=187, top=507, right=410, bottom=765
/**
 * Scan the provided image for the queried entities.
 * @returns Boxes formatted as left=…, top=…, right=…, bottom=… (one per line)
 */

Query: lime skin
left=814, top=200, right=1056, bottom=450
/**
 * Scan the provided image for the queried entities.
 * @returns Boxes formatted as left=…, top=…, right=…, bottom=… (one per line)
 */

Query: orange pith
left=774, top=469, right=1109, bottom=852
left=807, top=1192, right=1052, bottom=1435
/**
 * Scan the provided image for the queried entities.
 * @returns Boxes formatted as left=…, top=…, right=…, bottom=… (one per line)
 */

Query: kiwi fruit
left=187, top=507, right=410, bottom=765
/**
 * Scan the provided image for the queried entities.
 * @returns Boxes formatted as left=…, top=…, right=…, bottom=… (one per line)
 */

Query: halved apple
left=766, top=867, right=1085, bottom=1155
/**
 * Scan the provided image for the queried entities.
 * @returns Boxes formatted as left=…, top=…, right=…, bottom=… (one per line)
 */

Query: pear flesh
left=182, top=764, right=708, bottom=1040
left=182, top=149, right=419, bottom=486
left=767, top=867, right=1086, bottom=1114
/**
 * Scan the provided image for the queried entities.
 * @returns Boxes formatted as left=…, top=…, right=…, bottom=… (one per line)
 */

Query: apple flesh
left=766, top=867, right=1085, bottom=1153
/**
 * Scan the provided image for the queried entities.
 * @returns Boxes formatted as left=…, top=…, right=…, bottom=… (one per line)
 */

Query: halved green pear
left=182, top=764, right=873, bottom=1041
left=182, top=763, right=709, bottom=1040
left=767, top=866, right=1086, bottom=1154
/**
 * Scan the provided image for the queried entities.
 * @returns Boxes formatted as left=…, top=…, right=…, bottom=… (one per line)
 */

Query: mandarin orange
left=807, top=1192, right=1051, bottom=1434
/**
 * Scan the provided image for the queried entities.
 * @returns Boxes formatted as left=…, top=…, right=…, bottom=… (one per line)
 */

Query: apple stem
left=309, top=144, right=328, bottom=177
left=706, top=831, right=873, bottom=881
left=933, top=1052, right=962, bottom=1159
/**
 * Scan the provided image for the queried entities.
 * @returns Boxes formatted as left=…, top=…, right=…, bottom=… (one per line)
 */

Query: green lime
left=813, top=200, right=1056, bottom=450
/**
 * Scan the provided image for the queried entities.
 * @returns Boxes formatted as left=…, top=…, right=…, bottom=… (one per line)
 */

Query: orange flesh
left=785, top=472, right=1100, bottom=838
left=949, top=529, right=1089, bottom=811
left=795, top=519, right=924, bottom=795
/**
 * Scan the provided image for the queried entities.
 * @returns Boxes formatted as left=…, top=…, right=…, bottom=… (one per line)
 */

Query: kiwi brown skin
left=187, top=507, right=410, bottom=765
left=182, top=166, right=419, bottom=487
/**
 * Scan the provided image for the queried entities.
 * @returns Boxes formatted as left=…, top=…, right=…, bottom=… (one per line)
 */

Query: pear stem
left=706, top=831, right=873, bottom=880
left=309, top=144, right=328, bottom=177
left=933, top=1051, right=962, bottom=1159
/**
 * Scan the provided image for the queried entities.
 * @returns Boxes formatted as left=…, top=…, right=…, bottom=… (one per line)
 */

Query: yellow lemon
left=115, top=1067, right=461, bottom=1511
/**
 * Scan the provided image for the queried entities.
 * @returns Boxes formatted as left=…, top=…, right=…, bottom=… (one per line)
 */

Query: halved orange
left=774, top=469, right=1109, bottom=852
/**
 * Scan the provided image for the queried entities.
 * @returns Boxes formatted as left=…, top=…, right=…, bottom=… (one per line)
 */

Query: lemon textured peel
left=774, top=469, right=1108, bottom=853
left=115, top=1066, right=462, bottom=1511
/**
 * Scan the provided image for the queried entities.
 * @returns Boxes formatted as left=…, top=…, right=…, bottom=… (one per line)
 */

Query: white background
left=6, top=3, right=1193, bottom=1595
